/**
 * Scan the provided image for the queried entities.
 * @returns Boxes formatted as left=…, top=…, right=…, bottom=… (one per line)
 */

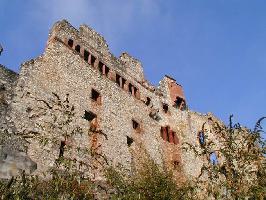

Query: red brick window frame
left=161, top=126, right=178, bottom=145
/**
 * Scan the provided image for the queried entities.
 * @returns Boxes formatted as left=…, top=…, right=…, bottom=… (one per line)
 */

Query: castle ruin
left=0, top=20, right=220, bottom=181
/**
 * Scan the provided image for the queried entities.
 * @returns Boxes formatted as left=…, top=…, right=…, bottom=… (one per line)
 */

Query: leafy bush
left=105, top=156, right=194, bottom=200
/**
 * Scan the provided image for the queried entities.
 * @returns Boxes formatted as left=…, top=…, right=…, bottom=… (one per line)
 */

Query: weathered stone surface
left=0, top=151, right=37, bottom=179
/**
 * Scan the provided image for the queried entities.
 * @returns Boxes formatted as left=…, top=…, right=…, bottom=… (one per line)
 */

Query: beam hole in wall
left=68, top=39, right=73, bottom=48
left=84, top=50, right=89, bottom=62
left=91, top=89, right=101, bottom=104
left=84, top=110, right=97, bottom=121
left=75, top=45, right=81, bottom=53
left=59, top=140, right=66, bottom=158
left=173, top=160, right=180, bottom=169
left=127, top=136, right=134, bottom=147
left=145, top=97, right=151, bottom=106
left=162, top=103, right=169, bottom=113
left=132, top=119, right=140, bottom=131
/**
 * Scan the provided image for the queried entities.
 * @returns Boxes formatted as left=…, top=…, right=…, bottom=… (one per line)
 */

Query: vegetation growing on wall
left=0, top=93, right=265, bottom=199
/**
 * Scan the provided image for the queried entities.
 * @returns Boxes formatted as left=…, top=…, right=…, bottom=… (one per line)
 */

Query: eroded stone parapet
left=120, top=52, right=145, bottom=83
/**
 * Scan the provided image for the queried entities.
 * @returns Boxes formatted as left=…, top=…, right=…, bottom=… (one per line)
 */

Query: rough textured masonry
left=0, top=20, right=221, bottom=181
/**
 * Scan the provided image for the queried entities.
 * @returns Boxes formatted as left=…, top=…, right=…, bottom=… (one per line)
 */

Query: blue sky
left=0, top=0, right=265, bottom=129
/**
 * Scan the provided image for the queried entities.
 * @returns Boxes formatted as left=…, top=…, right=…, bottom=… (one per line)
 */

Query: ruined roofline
left=48, top=20, right=184, bottom=98
left=0, top=64, right=18, bottom=76
left=0, top=64, right=19, bottom=83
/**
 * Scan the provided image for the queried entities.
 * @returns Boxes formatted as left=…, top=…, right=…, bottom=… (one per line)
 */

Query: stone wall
left=1, top=20, right=220, bottom=181
left=0, top=65, right=18, bottom=131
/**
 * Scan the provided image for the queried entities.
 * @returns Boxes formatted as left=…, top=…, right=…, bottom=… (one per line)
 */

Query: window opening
left=68, top=39, right=73, bottom=48
left=180, top=102, right=187, bottom=111
left=210, top=152, right=218, bottom=165
left=84, top=50, right=89, bottom=62
left=91, top=55, right=96, bottom=66
left=128, top=83, right=133, bottom=94
left=145, top=97, right=151, bottom=106
left=132, top=120, right=140, bottom=130
left=91, top=89, right=101, bottom=104
left=105, top=66, right=110, bottom=77
left=198, top=131, right=205, bottom=146
left=127, top=136, right=134, bottom=147
left=59, top=141, right=66, bottom=158
left=174, top=97, right=183, bottom=108
left=98, top=61, right=104, bottom=74
left=162, top=103, right=169, bottom=113
left=75, top=45, right=80, bottom=53
left=173, top=131, right=179, bottom=144
left=116, top=74, right=121, bottom=85
left=84, top=110, right=96, bottom=121
left=115, top=74, right=126, bottom=88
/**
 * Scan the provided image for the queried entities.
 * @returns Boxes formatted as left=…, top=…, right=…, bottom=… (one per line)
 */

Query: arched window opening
left=198, top=131, right=205, bottom=146
left=210, top=152, right=218, bottom=165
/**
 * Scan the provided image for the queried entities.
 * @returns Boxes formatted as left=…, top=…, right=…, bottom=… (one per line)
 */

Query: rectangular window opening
left=68, top=39, right=73, bottom=48
left=84, top=50, right=89, bottom=62
left=84, top=110, right=97, bottom=121
left=98, top=61, right=104, bottom=74
left=128, top=83, right=133, bottom=94
left=174, top=97, right=183, bottom=108
left=91, top=55, right=96, bottom=66
left=133, top=87, right=138, bottom=96
left=105, top=66, right=110, bottom=77
left=75, top=45, right=80, bottom=53
left=116, top=74, right=121, bottom=85
left=121, top=78, right=126, bottom=89
left=145, top=97, right=151, bottom=106
left=162, top=103, right=169, bottom=113
left=91, top=89, right=101, bottom=104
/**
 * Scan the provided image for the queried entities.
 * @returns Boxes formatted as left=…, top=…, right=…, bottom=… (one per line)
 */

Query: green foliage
left=1, top=92, right=265, bottom=199
left=0, top=170, right=94, bottom=200
left=184, top=115, right=266, bottom=200
left=105, top=157, right=194, bottom=200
